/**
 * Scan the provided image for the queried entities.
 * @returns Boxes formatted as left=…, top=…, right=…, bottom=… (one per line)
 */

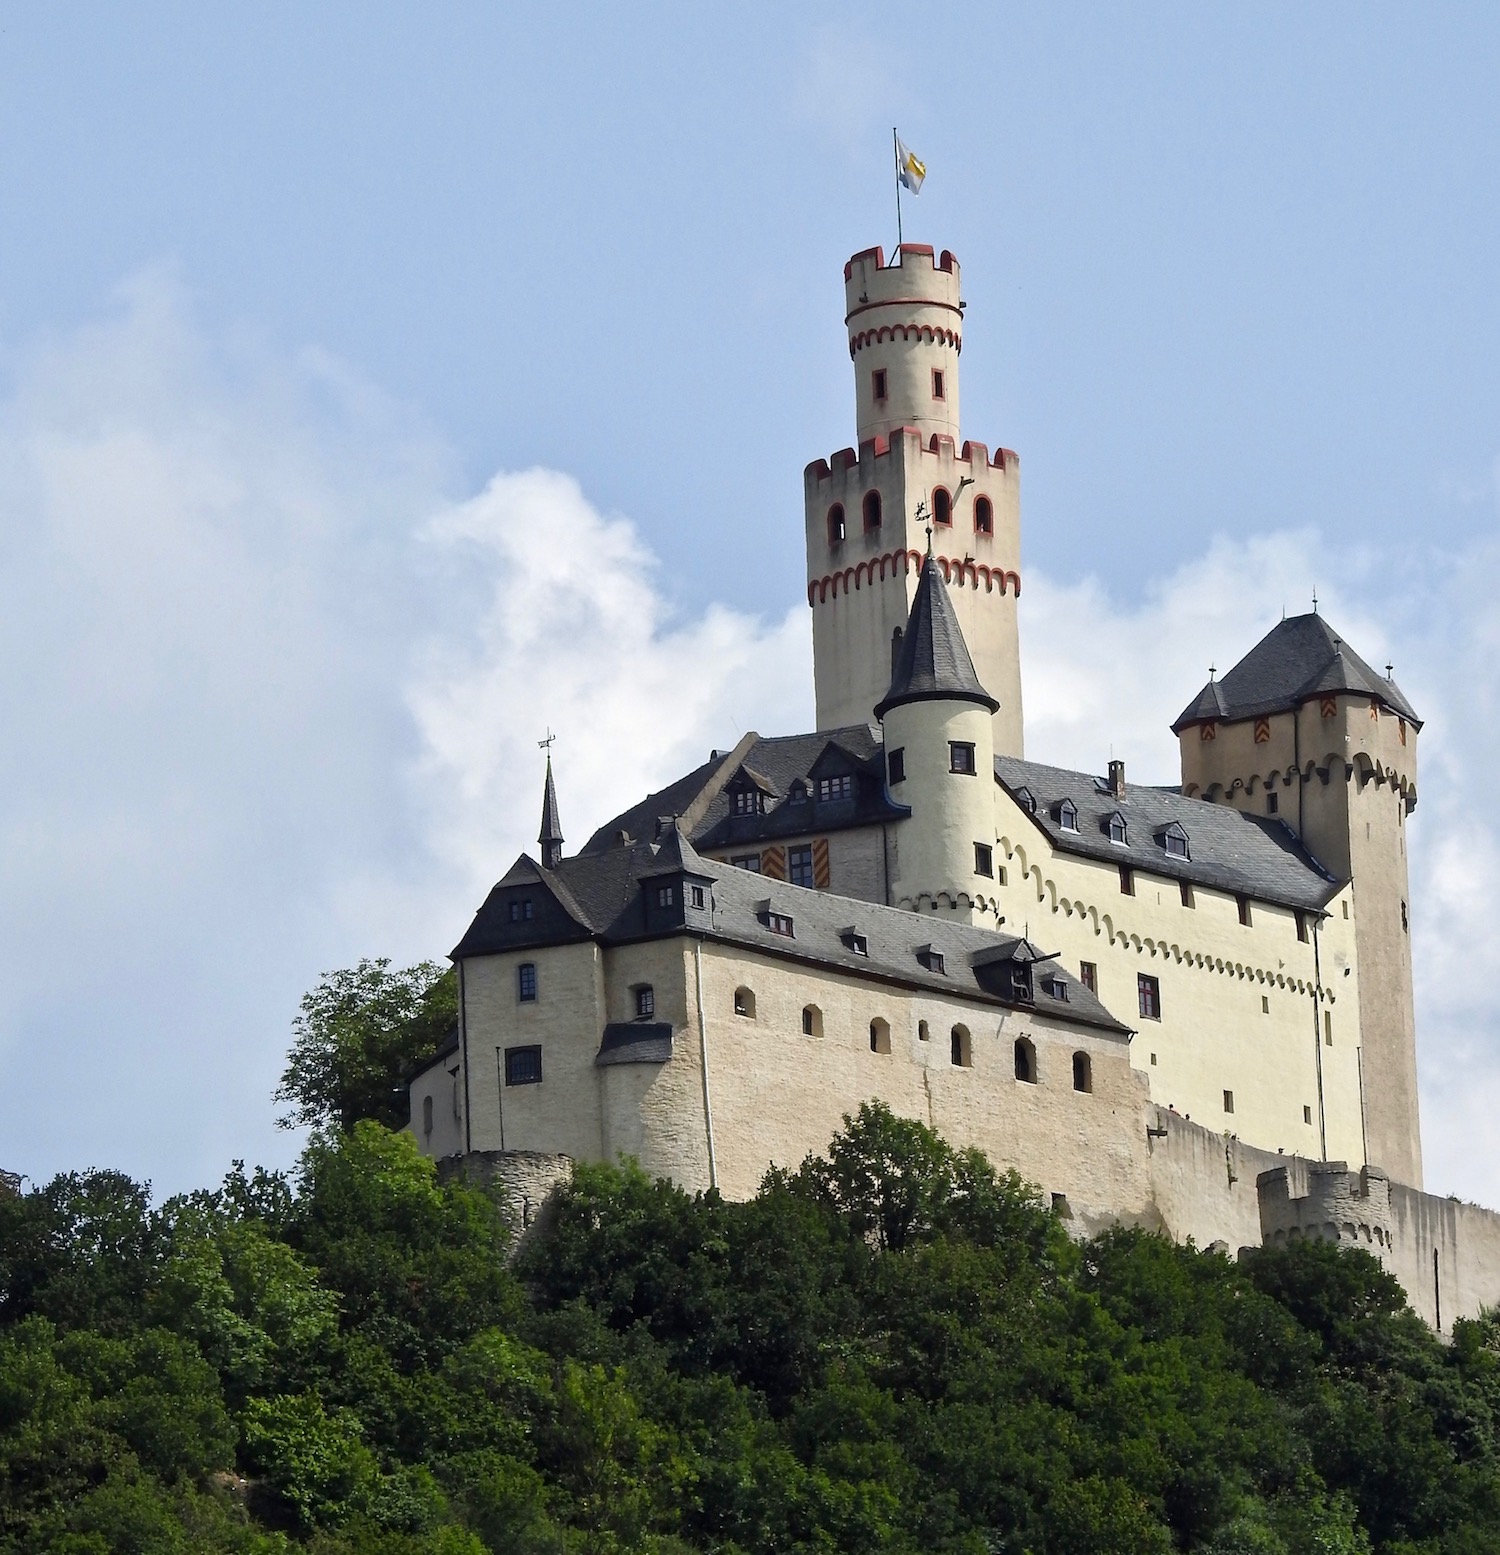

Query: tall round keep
left=845, top=245, right=962, bottom=443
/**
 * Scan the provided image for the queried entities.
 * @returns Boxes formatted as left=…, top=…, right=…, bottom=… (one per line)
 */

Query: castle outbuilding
left=412, top=242, right=1500, bottom=1328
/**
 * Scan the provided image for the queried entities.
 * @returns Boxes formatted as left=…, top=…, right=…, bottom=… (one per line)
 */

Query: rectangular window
left=1223, top=1090, right=1235, bottom=1114
left=1137, top=973, right=1161, bottom=1021
left=1261, top=995, right=1270, bottom=1014
left=508, top=897, right=534, bottom=922
left=1324, top=1011, right=1333, bottom=1045
left=872, top=368, right=888, bottom=401
left=1237, top=895, right=1252, bottom=926
left=1266, top=791, right=1279, bottom=814
left=731, top=789, right=762, bottom=815
left=1304, top=1105, right=1313, bottom=1124
left=1150, top=1052, right=1157, bottom=1066
left=655, top=885, right=675, bottom=907
left=690, top=885, right=705, bottom=909
left=921, top=949, right=945, bottom=974
left=1120, top=864, right=1135, bottom=895
left=635, top=985, right=654, bottom=1019
left=517, top=962, right=537, bottom=1002
left=788, top=845, right=814, bottom=888
left=816, top=774, right=854, bottom=802
left=974, top=842, right=993, bottom=877
left=932, top=368, right=945, bottom=400
left=731, top=854, right=761, bottom=873
left=887, top=748, right=905, bottom=785
left=949, top=742, right=976, bottom=775
left=504, top=1045, right=542, bottom=1086
left=1180, top=879, right=1194, bottom=908
left=1295, top=910, right=1308, bottom=943
left=1079, top=961, right=1097, bottom=993
left=765, top=912, right=794, bottom=937
left=845, top=932, right=868, bottom=956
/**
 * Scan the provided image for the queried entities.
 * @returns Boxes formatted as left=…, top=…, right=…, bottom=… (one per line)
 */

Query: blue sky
left=2, top=6, right=1499, bottom=1201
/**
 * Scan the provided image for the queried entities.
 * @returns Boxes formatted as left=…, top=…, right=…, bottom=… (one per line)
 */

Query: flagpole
left=893, top=126, right=903, bottom=251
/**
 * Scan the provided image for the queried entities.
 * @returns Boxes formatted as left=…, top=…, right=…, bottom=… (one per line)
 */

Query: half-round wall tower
left=805, top=244, right=1024, bottom=755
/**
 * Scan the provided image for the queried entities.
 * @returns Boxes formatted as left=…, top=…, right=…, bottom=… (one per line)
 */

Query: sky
left=2, top=4, right=1499, bottom=1204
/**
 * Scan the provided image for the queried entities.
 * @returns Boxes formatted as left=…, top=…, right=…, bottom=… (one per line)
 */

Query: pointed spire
left=539, top=755, right=564, bottom=869
left=875, top=554, right=999, bottom=719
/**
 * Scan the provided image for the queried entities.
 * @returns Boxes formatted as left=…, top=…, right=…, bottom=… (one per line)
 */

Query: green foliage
left=274, top=958, right=457, bottom=1135
left=9, top=1077, right=1500, bottom=1553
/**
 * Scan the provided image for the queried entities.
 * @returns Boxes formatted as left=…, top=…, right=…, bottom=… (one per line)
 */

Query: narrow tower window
left=827, top=503, right=845, bottom=546
left=932, top=368, right=945, bottom=400
left=974, top=495, right=993, bottom=534
left=1014, top=1037, right=1036, bottom=1083
left=950, top=1025, right=971, bottom=1067
left=863, top=490, right=882, bottom=532
left=933, top=487, right=952, bottom=526
left=872, top=369, right=887, bottom=402
left=949, top=742, right=977, bottom=775
left=1073, top=1052, right=1092, bottom=1093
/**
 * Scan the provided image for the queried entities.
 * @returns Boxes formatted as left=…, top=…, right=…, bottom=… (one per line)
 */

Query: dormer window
left=1159, top=823, right=1189, bottom=859
left=842, top=929, right=868, bottom=957
left=787, top=780, right=808, bottom=804
left=655, top=885, right=675, bottom=908
left=731, top=788, right=764, bottom=816
left=1014, top=786, right=1037, bottom=814
left=1041, top=975, right=1068, bottom=1002
left=817, top=774, right=854, bottom=803
left=1056, top=799, right=1079, bottom=832
left=761, top=909, right=794, bottom=937
left=508, top=897, right=535, bottom=922
left=917, top=946, right=946, bottom=975
left=1105, top=812, right=1129, bottom=846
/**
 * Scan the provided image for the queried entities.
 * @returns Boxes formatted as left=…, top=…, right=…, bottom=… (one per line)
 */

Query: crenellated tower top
left=845, top=245, right=962, bottom=443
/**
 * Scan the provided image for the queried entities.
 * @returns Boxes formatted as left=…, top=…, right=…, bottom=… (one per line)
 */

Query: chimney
left=1108, top=759, right=1126, bottom=799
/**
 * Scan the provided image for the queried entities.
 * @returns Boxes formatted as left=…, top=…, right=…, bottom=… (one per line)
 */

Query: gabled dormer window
left=758, top=902, right=794, bottom=937
left=1041, top=974, right=1068, bottom=1001
left=840, top=927, right=868, bottom=956
left=787, top=780, right=808, bottom=804
left=1056, top=799, right=1079, bottom=832
left=731, top=788, right=764, bottom=816
left=1106, top=812, right=1129, bottom=846
left=1158, top=823, right=1189, bottom=859
left=1013, top=786, right=1037, bottom=815
left=817, top=774, right=854, bottom=803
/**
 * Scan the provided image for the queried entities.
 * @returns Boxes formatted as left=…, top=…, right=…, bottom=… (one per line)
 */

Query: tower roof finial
left=538, top=734, right=564, bottom=869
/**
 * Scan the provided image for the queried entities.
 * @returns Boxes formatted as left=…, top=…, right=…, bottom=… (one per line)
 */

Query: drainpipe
left=458, top=959, right=472, bottom=1154
left=1312, top=919, right=1327, bottom=1161
left=694, top=939, right=719, bottom=1190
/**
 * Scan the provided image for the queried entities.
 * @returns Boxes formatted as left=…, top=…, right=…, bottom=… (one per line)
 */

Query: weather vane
left=538, top=728, right=556, bottom=751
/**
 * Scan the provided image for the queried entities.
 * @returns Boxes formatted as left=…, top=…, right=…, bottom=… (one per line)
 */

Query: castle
left=411, top=243, right=1500, bottom=1327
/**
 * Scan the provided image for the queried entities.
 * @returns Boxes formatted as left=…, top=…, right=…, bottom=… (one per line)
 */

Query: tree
left=274, top=959, right=456, bottom=1135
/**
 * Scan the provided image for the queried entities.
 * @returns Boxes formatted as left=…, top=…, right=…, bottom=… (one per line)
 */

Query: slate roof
left=1172, top=613, right=1421, bottom=733
left=597, top=1023, right=675, bottom=1066
left=581, top=725, right=906, bottom=856
left=539, top=756, right=564, bottom=865
left=995, top=756, right=1341, bottom=912
left=875, top=554, right=1000, bottom=718
left=454, top=829, right=1130, bottom=1036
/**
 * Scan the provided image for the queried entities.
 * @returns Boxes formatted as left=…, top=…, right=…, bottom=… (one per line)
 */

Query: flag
left=896, top=136, right=926, bottom=194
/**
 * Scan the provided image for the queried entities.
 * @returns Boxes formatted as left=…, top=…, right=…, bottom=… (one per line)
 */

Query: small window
left=1014, top=1037, right=1036, bottom=1083
left=518, top=962, right=537, bottom=1002
left=887, top=748, right=906, bottom=785
left=974, top=495, right=993, bottom=534
left=635, top=985, right=655, bottom=1020
left=1107, top=814, right=1128, bottom=846
left=508, top=897, right=534, bottom=923
left=1223, top=1090, right=1235, bottom=1114
left=732, top=789, right=763, bottom=816
left=787, top=780, right=808, bottom=804
left=917, top=1020, right=930, bottom=1042
left=933, top=486, right=952, bottom=526
left=844, top=931, right=868, bottom=957
left=734, top=986, right=756, bottom=1018
left=1119, top=865, right=1135, bottom=895
left=870, top=1018, right=891, bottom=1054
left=422, top=1094, right=433, bottom=1137
left=1261, top=995, right=1270, bottom=1015
left=731, top=853, right=761, bottom=873
left=1072, top=1052, right=1092, bottom=1094
left=1342, top=900, right=1349, bottom=919
left=1304, top=1105, right=1313, bottom=1125
left=765, top=912, right=794, bottom=938
left=1266, top=791, right=1279, bottom=814
left=863, top=490, right=882, bottom=532
left=1401, top=900, right=1408, bottom=932
left=827, top=504, right=846, bottom=546
left=690, top=885, right=705, bottom=909
left=950, top=742, right=977, bottom=775
left=1057, top=799, right=1078, bottom=832
left=788, top=845, right=815, bottom=888
left=1324, top=1012, right=1333, bottom=1045
left=1180, top=880, right=1194, bottom=909
left=1295, top=911, right=1308, bottom=943
left=1138, top=973, right=1161, bottom=1021
left=1042, top=975, right=1068, bottom=1002
left=1149, top=1052, right=1157, bottom=1066
left=974, top=842, right=993, bottom=877
left=801, top=1005, right=822, bottom=1037
left=1079, top=961, right=1097, bottom=994
left=872, top=369, right=888, bottom=402
left=1014, top=786, right=1037, bottom=814
left=919, top=947, right=945, bottom=975
left=504, top=1045, right=542, bottom=1086
left=1161, top=824, right=1188, bottom=858
left=950, top=1024, right=970, bottom=1067
left=1237, top=896, right=1252, bottom=927
left=817, top=774, right=854, bottom=802
left=932, top=368, right=946, bottom=401
left=655, top=885, right=675, bottom=908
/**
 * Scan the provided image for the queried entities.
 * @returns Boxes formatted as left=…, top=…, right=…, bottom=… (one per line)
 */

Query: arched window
left=802, top=1005, right=823, bottom=1038
left=951, top=1024, right=971, bottom=1068
left=863, top=490, right=882, bottom=532
left=1072, top=1051, right=1092, bottom=1094
left=1014, top=1037, right=1036, bottom=1084
left=734, top=986, right=756, bottom=1019
left=974, top=495, right=993, bottom=535
left=917, top=1020, right=930, bottom=1043
left=827, top=504, right=845, bottom=546
left=869, top=1018, right=891, bottom=1054
left=422, top=1094, right=434, bottom=1137
left=932, top=487, right=951, bottom=526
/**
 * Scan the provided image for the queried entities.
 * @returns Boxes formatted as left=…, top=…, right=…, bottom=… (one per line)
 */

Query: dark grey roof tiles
left=875, top=555, right=1000, bottom=718
left=597, top=1023, right=674, bottom=1066
left=538, top=756, right=564, bottom=867
left=995, top=756, right=1341, bottom=912
left=1173, top=613, right=1420, bottom=732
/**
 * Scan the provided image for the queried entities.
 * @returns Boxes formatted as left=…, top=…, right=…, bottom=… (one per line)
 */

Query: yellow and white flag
left=896, top=136, right=926, bottom=194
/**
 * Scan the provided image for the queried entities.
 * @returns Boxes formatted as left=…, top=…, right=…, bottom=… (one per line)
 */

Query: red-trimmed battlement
left=844, top=243, right=957, bottom=279
left=807, top=549, right=1021, bottom=606
left=850, top=323, right=961, bottom=356
left=804, top=430, right=1016, bottom=485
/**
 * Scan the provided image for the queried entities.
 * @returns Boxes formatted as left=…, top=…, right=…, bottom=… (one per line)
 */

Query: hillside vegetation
left=5, top=968, right=1500, bottom=1553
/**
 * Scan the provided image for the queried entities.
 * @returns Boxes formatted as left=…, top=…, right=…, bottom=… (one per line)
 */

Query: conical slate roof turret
left=875, top=554, right=999, bottom=719
left=539, top=755, right=564, bottom=869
